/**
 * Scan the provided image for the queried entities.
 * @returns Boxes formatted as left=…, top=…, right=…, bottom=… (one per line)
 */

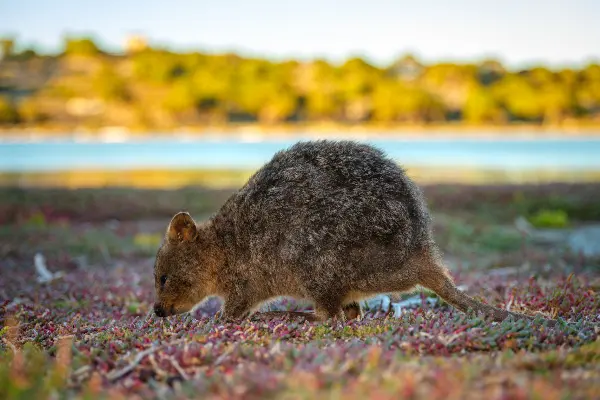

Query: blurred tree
left=0, top=96, right=19, bottom=124
left=0, top=41, right=598, bottom=128
left=371, top=81, right=399, bottom=121
left=163, top=79, right=197, bottom=113
left=93, top=64, right=130, bottom=102
left=576, top=64, right=600, bottom=115
left=13, top=48, right=39, bottom=61
left=464, top=86, right=505, bottom=124
left=0, top=37, right=15, bottom=59
left=421, top=63, right=478, bottom=116
left=557, top=68, right=578, bottom=87
left=18, top=98, right=48, bottom=123
left=338, top=57, right=379, bottom=121
left=303, top=60, right=341, bottom=120
left=63, top=37, right=100, bottom=56
left=259, top=90, right=297, bottom=123
left=131, top=50, right=181, bottom=83
left=338, top=57, right=378, bottom=98
left=539, top=82, right=574, bottom=125
left=306, top=90, right=340, bottom=121
left=396, top=86, right=445, bottom=123
left=192, top=67, right=230, bottom=102
left=477, top=59, right=505, bottom=86
left=372, top=81, right=445, bottom=123
left=492, top=75, right=543, bottom=121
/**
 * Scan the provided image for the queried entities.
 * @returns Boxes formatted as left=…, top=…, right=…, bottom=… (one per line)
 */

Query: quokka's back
left=217, top=140, right=435, bottom=267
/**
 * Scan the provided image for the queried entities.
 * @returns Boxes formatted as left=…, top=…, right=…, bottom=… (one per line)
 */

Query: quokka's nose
left=154, top=303, right=166, bottom=317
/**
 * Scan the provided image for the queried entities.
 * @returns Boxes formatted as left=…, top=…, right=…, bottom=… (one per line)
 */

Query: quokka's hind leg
left=410, top=249, right=556, bottom=325
left=342, top=301, right=363, bottom=320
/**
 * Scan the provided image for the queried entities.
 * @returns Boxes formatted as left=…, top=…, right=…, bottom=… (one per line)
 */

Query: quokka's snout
left=153, top=303, right=174, bottom=318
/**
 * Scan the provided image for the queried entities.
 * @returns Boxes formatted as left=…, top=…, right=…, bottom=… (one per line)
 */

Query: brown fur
left=153, top=140, right=556, bottom=327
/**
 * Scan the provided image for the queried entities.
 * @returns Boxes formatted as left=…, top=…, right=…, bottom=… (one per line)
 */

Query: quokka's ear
left=167, top=212, right=198, bottom=243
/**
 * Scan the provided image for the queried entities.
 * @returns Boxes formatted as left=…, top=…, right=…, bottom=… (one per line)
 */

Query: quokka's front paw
left=342, top=302, right=364, bottom=321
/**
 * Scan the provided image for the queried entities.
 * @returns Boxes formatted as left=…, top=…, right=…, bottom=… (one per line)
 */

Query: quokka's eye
left=160, top=275, right=167, bottom=286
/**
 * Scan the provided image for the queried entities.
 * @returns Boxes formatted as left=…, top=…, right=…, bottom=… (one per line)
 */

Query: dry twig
left=168, top=356, right=190, bottom=380
left=106, top=338, right=186, bottom=382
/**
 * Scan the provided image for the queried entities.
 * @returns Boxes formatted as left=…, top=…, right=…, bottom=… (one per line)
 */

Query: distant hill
left=1, top=37, right=599, bottom=132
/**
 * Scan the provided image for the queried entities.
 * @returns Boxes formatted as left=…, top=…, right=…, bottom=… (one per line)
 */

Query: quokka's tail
left=413, top=250, right=558, bottom=327
left=430, top=274, right=556, bottom=326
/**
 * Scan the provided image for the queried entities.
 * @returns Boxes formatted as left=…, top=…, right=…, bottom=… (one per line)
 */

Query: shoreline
left=1, top=122, right=600, bottom=143
left=3, top=167, right=600, bottom=189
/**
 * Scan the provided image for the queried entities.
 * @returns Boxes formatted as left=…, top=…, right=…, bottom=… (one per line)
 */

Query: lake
left=1, top=135, right=600, bottom=172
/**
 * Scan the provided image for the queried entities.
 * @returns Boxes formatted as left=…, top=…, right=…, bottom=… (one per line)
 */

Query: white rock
left=390, top=296, right=438, bottom=318
left=568, top=226, right=600, bottom=257
left=362, top=295, right=391, bottom=312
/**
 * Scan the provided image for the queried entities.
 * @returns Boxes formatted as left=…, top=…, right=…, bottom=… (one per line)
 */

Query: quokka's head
left=153, top=212, right=218, bottom=317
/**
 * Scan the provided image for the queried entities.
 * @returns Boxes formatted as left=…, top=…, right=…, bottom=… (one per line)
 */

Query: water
left=1, top=136, right=600, bottom=172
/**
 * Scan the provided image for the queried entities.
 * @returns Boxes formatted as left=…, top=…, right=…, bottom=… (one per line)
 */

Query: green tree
left=464, top=86, right=505, bottom=124
left=0, top=96, right=19, bottom=124
left=259, top=90, right=297, bottom=123
left=131, top=50, right=180, bottom=83
left=576, top=64, right=600, bottom=114
left=539, top=82, right=574, bottom=124
left=395, top=86, right=445, bottom=123
left=527, top=67, right=554, bottom=87
left=0, top=37, right=15, bottom=58
left=302, top=60, right=341, bottom=120
left=163, top=80, right=197, bottom=113
left=13, top=48, right=38, bottom=61
left=372, top=81, right=445, bottom=123
left=18, top=98, right=48, bottom=123
left=420, top=63, right=479, bottom=114
left=191, top=64, right=233, bottom=112
left=92, top=65, right=130, bottom=102
left=338, top=57, right=379, bottom=99
left=477, top=59, right=505, bottom=85
left=492, top=75, right=543, bottom=121
left=371, top=81, right=399, bottom=122
left=63, top=37, right=100, bottom=56
left=0, top=39, right=598, bottom=128
left=306, top=90, right=340, bottom=121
